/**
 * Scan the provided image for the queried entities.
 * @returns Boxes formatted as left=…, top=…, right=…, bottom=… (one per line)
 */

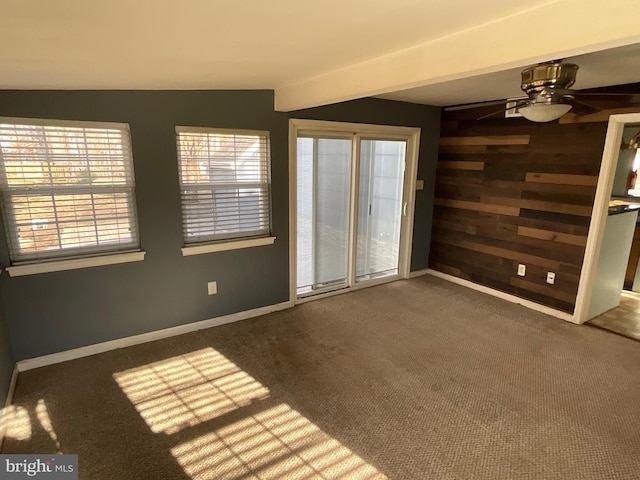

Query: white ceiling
left=1, top=0, right=640, bottom=110
left=377, top=43, right=640, bottom=107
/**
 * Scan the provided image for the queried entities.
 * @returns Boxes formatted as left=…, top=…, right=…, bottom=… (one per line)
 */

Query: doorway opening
left=575, top=113, right=640, bottom=340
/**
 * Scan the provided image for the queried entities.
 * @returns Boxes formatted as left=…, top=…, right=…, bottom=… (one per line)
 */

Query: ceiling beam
left=275, top=0, right=640, bottom=111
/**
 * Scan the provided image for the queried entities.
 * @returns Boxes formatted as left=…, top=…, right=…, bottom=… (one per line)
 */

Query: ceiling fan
left=445, top=60, right=640, bottom=122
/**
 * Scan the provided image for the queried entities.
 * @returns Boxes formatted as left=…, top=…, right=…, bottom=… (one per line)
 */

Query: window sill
left=6, top=251, right=146, bottom=277
left=181, top=236, right=276, bottom=256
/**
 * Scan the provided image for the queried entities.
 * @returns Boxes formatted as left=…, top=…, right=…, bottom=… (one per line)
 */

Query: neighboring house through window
left=0, top=118, right=140, bottom=264
left=175, top=127, right=271, bottom=246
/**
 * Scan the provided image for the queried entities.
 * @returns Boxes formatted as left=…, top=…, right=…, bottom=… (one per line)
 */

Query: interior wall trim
left=0, top=365, right=19, bottom=450
left=16, top=301, right=294, bottom=372
left=426, top=269, right=576, bottom=323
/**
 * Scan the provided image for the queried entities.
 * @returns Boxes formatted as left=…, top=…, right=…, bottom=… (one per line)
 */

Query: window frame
left=0, top=117, right=143, bottom=274
left=175, top=126, right=275, bottom=255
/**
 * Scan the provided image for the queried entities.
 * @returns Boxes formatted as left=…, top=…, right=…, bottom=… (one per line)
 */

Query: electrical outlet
left=546, top=272, right=555, bottom=285
left=207, top=281, right=217, bottom=295
left=517, top=264, right=526, bottom=276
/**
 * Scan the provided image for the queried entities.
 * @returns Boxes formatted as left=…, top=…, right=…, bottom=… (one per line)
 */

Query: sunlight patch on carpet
left=0, top=405, right=32, bottom=441
left=113, top=347, right=270, bottom=435
left=170, top=402, right=386, bottom=480
left=36, top=399, right=62, bottom=453
left=114, top=347, right=386, bottom=479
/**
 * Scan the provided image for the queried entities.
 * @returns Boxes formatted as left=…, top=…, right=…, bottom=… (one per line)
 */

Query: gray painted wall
left=0, top=91, right=440, bottom=361
left=0, top=280, right=14, bottom=404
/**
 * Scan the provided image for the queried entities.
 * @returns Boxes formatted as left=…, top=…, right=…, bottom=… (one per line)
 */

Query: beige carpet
left=2, top=275, right=640, bottom=479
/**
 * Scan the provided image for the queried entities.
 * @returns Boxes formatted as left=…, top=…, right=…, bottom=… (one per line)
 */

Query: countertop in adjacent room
left=609, top=198, right=640, bottom=216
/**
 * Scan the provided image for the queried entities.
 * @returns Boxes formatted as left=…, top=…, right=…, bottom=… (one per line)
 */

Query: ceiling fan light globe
left=518, top=103, right=572, bottom=122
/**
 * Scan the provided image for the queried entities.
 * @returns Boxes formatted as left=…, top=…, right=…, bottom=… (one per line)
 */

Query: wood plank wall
left=430, top=109, right=616, bottom=313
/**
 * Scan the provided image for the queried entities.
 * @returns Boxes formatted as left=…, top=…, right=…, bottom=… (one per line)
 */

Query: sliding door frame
left=288, top=119, right=421, bottom=305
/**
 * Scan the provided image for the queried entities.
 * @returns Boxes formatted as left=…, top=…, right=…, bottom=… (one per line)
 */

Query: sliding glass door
left=296, top=136, right=352, bottom=295
left=292, top=120, right=419, bottom=301
left=356, top=139, right=406, bottom=282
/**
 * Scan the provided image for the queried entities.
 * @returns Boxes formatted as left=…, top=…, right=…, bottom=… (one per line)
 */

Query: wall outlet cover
left=207, top=281, right=217, bottom=295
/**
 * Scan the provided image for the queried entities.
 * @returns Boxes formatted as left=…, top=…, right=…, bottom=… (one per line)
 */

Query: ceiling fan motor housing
left=521, top=62, right=579, bottom=104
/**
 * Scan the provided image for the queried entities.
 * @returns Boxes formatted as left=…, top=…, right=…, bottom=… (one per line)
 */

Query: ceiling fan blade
left=477, top=106, right=517, bottom=120
left=444, top=99, right=508, bottom=112
left=574, top=92, right=639, bottom=96
left=572, top=92, right=640, bottom=103
left=476, top=99, right=530, bottom=120
left=563, top=97, right=600, bottom=115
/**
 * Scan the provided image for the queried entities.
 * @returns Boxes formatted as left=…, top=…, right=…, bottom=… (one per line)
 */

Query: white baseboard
left=426, top=269, right=577, bottom=323
left=409, top=268, right=430, bottom=278
left=0, top=365, right=19, bottom=450
left=17, top=300, right=294, bottom=372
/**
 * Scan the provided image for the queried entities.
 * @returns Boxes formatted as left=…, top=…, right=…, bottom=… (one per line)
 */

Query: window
left=176, top=127, right=271, bottom=245
left=0, top=118, right=140, bottom=264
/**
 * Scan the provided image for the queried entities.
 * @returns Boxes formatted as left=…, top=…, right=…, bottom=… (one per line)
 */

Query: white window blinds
left=176, top=127, right=271, bottom=244
left=0, top=118, right=140, bottom=263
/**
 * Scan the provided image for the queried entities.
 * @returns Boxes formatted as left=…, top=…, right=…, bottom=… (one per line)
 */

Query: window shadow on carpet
left=113, top=347, right=386, bottom=480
